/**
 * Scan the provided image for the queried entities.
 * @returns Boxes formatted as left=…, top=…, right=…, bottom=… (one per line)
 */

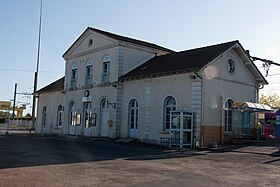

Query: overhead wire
left=0, top=68, right=63, bottom=74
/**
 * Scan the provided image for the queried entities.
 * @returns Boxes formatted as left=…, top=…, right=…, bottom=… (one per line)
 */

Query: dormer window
left=227, top=59, right=235, bottom=75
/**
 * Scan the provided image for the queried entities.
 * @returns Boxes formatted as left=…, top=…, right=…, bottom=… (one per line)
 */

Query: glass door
left=170, top=111, right=193, bottom=148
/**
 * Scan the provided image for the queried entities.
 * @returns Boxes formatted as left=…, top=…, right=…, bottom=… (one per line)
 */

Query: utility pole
left=5, top=107, right=10, bottom=136
left=31, top=0, right=43, bottom=129
left=12, top=83, right=17, bottom=120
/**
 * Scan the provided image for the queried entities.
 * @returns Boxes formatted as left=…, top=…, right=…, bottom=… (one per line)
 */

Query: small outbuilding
left=231, top=101, right=272, bottom=140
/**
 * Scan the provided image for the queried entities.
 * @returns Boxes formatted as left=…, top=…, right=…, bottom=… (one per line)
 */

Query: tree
left=259, top=93, right=280, bottom=109
left=0, top=111, right=8, bottom=118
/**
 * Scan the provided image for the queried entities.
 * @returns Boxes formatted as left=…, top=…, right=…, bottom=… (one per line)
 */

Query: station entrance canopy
left=229, top=101, right=273, bottom=141
left=231, top=101, right=272, bottom=112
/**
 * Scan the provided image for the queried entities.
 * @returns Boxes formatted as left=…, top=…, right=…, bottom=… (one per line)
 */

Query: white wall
left=63, top=85, right=116, bottom=137
left=202, top=49, right=258, bottom=127
left=121, top=73, right=193, bottom=142
left=36, top=91, right=64, bottom=134
left=62, top=30, right=171, bottom=139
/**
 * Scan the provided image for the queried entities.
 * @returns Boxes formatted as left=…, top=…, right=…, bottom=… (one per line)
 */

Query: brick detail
left=201, top=125, right=222, bottom=144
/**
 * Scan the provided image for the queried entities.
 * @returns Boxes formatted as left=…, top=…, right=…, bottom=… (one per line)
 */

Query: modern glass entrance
left=170, top=111, right=193, bottom=148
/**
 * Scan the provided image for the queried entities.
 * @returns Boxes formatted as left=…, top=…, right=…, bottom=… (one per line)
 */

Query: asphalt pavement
left=0, top=134, right=280, bottom=187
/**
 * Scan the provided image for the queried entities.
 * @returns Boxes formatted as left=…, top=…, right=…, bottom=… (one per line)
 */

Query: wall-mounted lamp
left=190, top=75, right=196, bottom=80
left=111, top=82, right=118, bottom=88
left=108, top=102, right=116, bottom=109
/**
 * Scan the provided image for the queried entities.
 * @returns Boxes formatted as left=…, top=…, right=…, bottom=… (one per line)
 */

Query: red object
left=264, top=125, right=275, bottom=139
left=265, top=113, right=276, bottom=120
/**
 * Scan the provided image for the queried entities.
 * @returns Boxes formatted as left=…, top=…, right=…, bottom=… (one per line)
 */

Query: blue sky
left=1, top=0, right=280, bottom=114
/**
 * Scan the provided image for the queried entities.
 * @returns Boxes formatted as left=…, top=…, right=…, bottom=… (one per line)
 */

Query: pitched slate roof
left=37, top=77, right=65, bottom=94
left=63, top=27, right=173, bottom=58
left=121, top=40, right=239, bottom=80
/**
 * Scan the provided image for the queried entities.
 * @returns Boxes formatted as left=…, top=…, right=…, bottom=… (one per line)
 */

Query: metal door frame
left=170, top=111, right=193, bottom=148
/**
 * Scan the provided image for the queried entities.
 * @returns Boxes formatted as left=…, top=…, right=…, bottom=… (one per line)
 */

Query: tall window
left=42, top=106, right=47, bottom=127
left=83, top=102, right=92, bottom=128
left=129, top=99, right=139, bottom=130
left=224, top=99, right=234, bottom=133
left=69, top=101, right=76, bottom=126
left=163, top=96, right=176, bottom=130
left=85, top=59, right=93, bottom=85
left=102, top=55, right=110, bottom=83
left=57, top=105, right=63, bottom=127
left=71, top=64, right=77, bottom=88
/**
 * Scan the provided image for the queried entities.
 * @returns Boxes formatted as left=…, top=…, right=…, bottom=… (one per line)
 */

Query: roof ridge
left=146, top=40, right=239, bottom=60
left=88, top=27, right=173, bottom=52
left=177, top=40, right=239, bottom=54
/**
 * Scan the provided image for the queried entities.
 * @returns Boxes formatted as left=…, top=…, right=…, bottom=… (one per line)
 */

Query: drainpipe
left=220, top=95, right=224, bottom=145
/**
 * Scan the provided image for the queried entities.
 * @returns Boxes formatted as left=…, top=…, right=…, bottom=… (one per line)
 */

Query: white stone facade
left=36, top=28, right=267, bottom=146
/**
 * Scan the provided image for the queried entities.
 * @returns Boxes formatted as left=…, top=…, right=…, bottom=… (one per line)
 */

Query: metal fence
left=0, top=119, right=32, bottom=130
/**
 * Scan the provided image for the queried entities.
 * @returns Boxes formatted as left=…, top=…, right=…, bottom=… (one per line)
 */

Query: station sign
left=82, top=97, right=92, bottom=103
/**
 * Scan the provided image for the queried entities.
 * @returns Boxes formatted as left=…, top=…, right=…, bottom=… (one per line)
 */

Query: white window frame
left=129, top=99, right=139, bottom=131
left=85, top=59, right=93, bottom=85
left=69, top=101, right=77, bottom=126
left=57, top=105, right=63, bottom=127
left=100, top=98, right=109, bottom=109
left=224, top=99, right=234, bottom=133
left=42, top=106, right=47, bottom=127
left=102, top=55, right=110, bottom=83
left=163, top=96, right=176, bottom=130
left=71, top=64, right=77, bottom=88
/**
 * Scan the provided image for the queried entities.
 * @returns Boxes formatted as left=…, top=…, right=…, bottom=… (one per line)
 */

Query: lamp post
left=31, top=0, right=43, bottom=129
left=5, top=107, right=10, bottom=136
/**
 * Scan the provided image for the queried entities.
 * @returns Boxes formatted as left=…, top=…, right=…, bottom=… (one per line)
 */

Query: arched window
left=71, top=64, right=77, bottom=88
left=57, top=105, right=63, bottom=127
left=163, top=96, right=176, bottom=130
left=224, top=99, right=234, bottom=133
left=85, top=59, right=93, bottom=85
left=100, top=98, right=109, bottom=109
left=69, top=101, right=76, bottom=126
left=42, top=106, right=47, bottom=127
left=102, top=55, right=110, bottom=83
left=129, top=99, right=139, bottom=132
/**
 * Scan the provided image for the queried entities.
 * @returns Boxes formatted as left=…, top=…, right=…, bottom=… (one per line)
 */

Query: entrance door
left=129, top=99, right=138, bottom=138
left=170, top=111, right=193, bottom=148
left=83, top=102, right=92, bottom=136
left=100, top=98, right=110, bottom=137
left=100, top=111, right=109, bottom=136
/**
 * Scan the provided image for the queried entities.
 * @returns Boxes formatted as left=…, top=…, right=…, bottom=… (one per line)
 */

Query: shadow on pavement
left=0, top=135, right=203, bottom=169
left=1, top=135, right=279, bottom=170
left=205, top=141, right=280, bottom=158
